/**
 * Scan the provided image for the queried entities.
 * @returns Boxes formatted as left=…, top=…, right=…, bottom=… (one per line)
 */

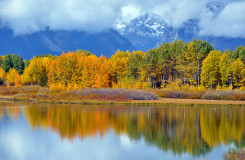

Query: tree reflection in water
left=1, top=104, right=245, bottom=156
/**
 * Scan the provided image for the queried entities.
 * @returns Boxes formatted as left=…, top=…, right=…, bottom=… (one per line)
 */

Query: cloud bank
left=199, top=1, right=245, bottom=38
left=0, top=0, right=124, bottom=35
left=0, top=0, right=244, bottom=38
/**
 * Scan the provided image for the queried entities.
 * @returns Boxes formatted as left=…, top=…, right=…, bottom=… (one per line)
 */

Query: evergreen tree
left=2, top=54, right=12, bottom=72
left=234, top=46, right=245, bottom=63
left=225, top=49, right=235, bottom=61
left=24, top=59, right=30, bottom=69
left=2, top=54, right=24, bottom=74
left=11, top=54, right=24, bottom=74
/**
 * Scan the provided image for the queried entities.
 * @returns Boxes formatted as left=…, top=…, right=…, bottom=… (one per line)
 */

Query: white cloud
left=152, top=0, right=210, bottom=27
left=121, top=5, right=141, bottom=23
left=199, top=1, right=245, bottom=38
left=0, top=0, right=244, bottom=38
left=0, top=0, right=123, bottom=35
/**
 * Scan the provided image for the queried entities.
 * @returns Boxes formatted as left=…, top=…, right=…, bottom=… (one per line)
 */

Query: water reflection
left=1, top=103, right=245, bottom=158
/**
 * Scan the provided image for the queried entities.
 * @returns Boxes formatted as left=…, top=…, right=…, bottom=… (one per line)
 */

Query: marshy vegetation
left=0, top=86, right=158, bottom=101
left=154, top=87, right=245, bottom=101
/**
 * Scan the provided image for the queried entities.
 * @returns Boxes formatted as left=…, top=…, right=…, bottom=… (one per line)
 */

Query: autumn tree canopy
left=1, top=40, right=245, bottom=90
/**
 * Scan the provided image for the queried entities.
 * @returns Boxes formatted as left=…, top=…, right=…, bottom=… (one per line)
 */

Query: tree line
left=0, top=39, right=245, bottom=89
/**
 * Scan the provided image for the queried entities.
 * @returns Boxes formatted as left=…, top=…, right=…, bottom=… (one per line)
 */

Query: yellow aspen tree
left=14, top=72, right=22, bottom=88
left=81, top=65, right=90, bottom=88
left=219, top=53, right=231, bottom=87
left=85, top=55, right=98, bottom=87
left=48, top=59, right=59, bottom=89
left=241, top=69, right=245, bottom=87
left=72, top=54, right=86, bottom=89
left=109, top=50, right=129, bottom=87
left=21, top=56, right=52, bottom=86
left=48, top=52, right=78, bottom=89
left=48, top=51, right=100, bottom=90
left=201, top=50, right=222, bottom=88
left=93, top=56, right=110, bottom=88
left=6, top=68, right=18, bottom=85
left=0, top=67, right=6, bottom=84
left=231, top=58, right=244, bottom=88
left=21, top=67, right=30, bottom=84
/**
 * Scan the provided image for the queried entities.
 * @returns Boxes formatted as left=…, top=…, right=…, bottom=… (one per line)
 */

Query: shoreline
left=1, top=96, right=245, bottom=107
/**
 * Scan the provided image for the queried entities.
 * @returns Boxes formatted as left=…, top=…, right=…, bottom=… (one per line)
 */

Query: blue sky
left=0, top=0, right=244, bottom=38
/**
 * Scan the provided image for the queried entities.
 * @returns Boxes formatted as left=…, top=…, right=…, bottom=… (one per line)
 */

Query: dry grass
left=0, top=86, right=158, bottom=102
left=1, top=86, right=245, bottom=105
left=154, top=89, right=206, bottom=99
left=69, top=88, right=159, bottom=100
left=202, top=90, right=245, bottom=100
left=133, top=98, right=245, bottom=105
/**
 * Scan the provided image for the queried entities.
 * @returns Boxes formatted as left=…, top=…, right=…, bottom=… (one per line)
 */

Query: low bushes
left=69, top=88, right=159, bottom=100
left=155, top=88, right=245, bottom=101
left=154, top=89, right=205, bottom=99
left=2, top=86, right=245, bottom=101
left=0, top=86, right=159, bottom=101
left=202, top=90, right=245, bottom=100
left=0, top=85, right=49, bottom=98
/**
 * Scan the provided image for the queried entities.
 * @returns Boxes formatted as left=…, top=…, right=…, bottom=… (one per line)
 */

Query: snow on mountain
left=115, top=20, right=127, bottom=35
left=126, top=13, right=168, bottom=38
left=116, top=13, right=174, bottom=51
left=116, top=10, right=245, bottom=52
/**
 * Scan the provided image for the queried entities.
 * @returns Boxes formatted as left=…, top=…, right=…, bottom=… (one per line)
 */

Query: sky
left=0, top=0, right=244, bottom=38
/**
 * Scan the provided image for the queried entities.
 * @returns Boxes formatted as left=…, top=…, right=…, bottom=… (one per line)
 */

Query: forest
left=0, top=39, right=245, bottom=91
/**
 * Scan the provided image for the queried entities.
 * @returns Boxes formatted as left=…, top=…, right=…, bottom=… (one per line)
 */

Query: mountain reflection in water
left=0, top=103, right=245, bottom=159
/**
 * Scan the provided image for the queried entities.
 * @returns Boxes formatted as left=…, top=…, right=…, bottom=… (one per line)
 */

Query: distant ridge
left=0, top=28, right=136, bottom=59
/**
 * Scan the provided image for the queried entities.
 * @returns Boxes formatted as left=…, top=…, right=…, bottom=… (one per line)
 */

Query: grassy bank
left=1, top=86, right=245, bottom=106
left=0, top=86, right=159, bottom=105
left=154, top=88, right=245, bottom=101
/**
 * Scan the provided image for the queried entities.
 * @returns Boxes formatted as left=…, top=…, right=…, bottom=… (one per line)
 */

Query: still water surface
left=0, top=102, right=244, bottom=160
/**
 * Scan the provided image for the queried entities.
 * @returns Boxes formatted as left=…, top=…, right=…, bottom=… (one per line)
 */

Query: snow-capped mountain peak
left=126, top=13, right=168, bottom=38
left=116, top=13, right=177, bottom=51
left=115, top=11, right=245, bottom=53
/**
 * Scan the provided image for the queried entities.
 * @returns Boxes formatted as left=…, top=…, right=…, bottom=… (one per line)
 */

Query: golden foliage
left=21, top=56, right=52, bottom=85
left=6, top=68, right=18, bottom=85
left=14, top=72, right=22, bottom=88
left=2, top=41, right=245, bottom=90
left=0, top=67, right=6, bottom=80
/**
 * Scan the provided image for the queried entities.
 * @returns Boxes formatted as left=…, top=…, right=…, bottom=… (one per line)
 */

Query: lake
left=0, top=102, right=244, bottom=160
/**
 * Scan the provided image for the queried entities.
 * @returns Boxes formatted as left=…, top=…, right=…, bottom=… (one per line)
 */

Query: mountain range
left=0, top=28, right=135, bottom=59
left=116, top=13, right=177, bottom=51
left=116, top=13, right=245, bottom=52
